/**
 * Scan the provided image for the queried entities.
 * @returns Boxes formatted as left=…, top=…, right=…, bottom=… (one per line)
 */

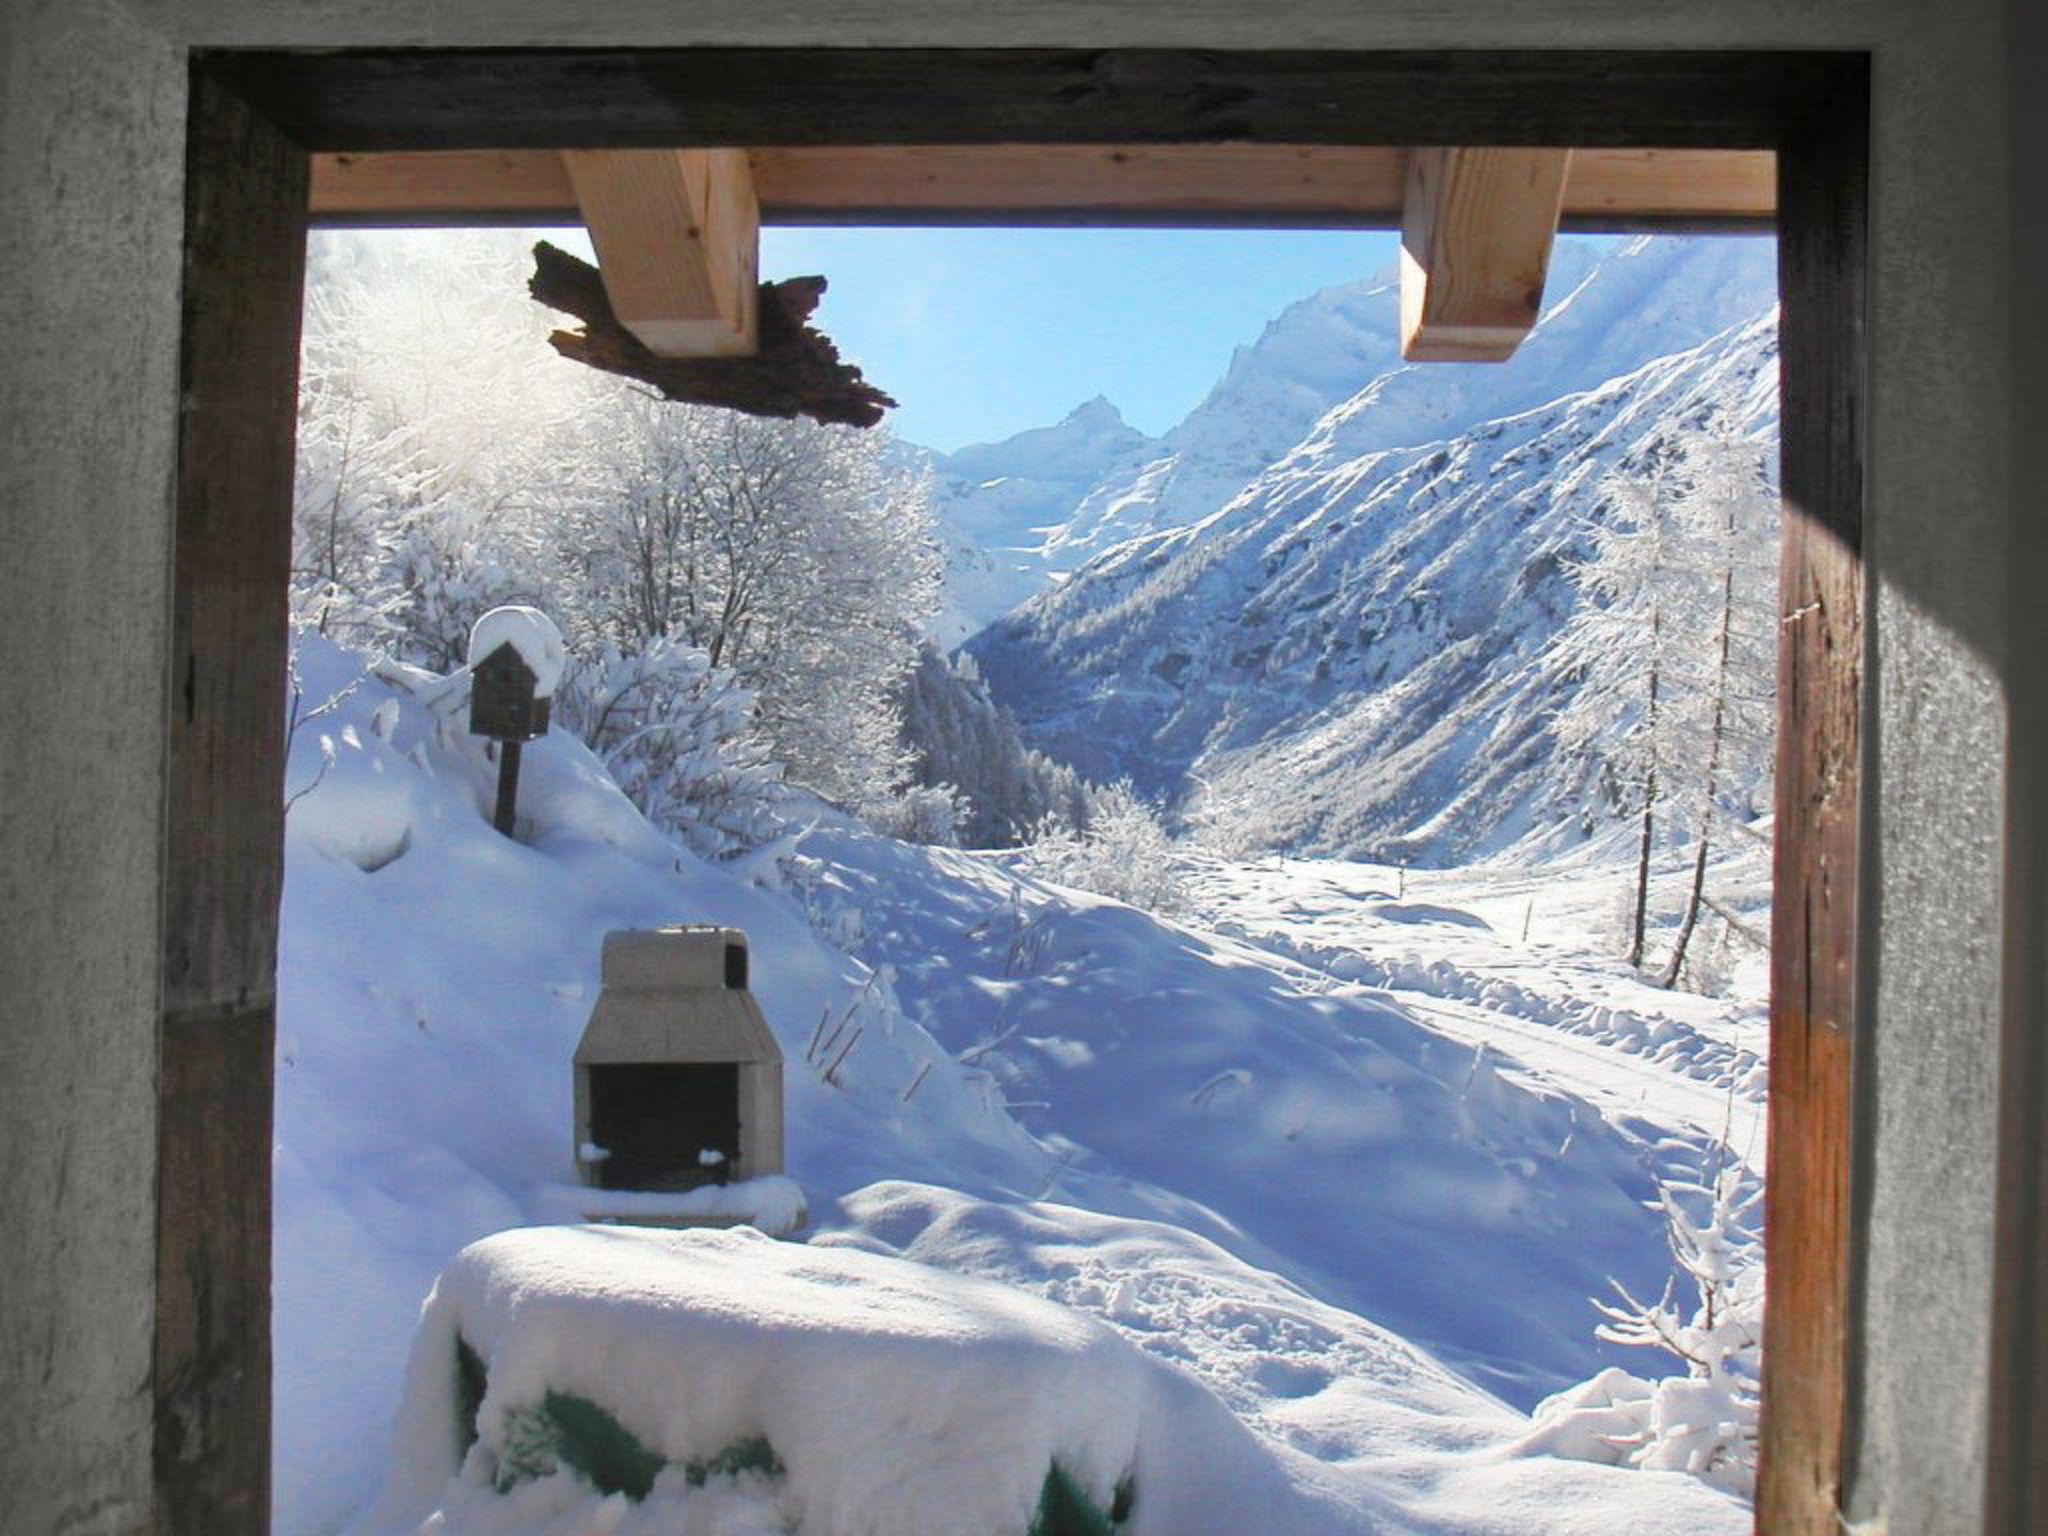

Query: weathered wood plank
left=1756, top=64, right=1867, bottom=1536
left=157, top=66, right=306, bottom=1536
left=1989, top=3, right=2048, bottom=1527
left=154, top=1004, right=276, bottom=1536
left=307, top=143, right=1775, bottom=227
left=561, top=148, right=759, bottom=357
left=1399, top=146, right=1571, bottom=361
left=211, top=49, right=1839, bottom=154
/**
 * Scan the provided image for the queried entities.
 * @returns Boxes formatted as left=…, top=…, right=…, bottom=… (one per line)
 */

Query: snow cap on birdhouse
left=467, top=605, right=565, bottom=742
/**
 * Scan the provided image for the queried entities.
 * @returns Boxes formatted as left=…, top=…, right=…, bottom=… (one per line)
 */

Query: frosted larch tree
left=1551, top=416, right=1776, bottom=983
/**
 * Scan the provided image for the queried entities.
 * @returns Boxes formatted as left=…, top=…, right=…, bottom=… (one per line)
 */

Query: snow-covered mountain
left=960, top=236, right=1779, bottom=863
left=924, top=236, right=1774, bottom=649
left=919, top=398, right=1161, bottom=645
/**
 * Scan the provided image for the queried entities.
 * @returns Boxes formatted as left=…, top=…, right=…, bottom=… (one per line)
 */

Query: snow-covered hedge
left=553, top=633, right=785, bottom=860
left=362, top=1225, right=1336, bottom=1536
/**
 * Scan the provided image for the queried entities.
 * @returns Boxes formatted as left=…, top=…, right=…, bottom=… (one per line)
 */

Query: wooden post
left=493, top=739, right=523, bottom=838
left=1756, top=72, right=1867, bottom=1536
left=159, top=67, right=308, bottom=1536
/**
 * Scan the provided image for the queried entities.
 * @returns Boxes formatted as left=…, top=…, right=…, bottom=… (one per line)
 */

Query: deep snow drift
left=278, top=632, right=1754, bottom=1536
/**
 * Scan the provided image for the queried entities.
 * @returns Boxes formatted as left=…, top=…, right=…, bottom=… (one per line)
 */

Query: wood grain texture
left=1399, top=146, right=1570, bottom=361
left=212, top=49, right=1841, bottom=154
left=1989, top=1, right=2048, bottom=1526
left=561, top=148, right=759, bottom=356
left=1756, top=61, right=1867, bottom=1536
left=530, top=240, right=893, bottom=426
left=157, top=65, right=306, bottom=1536
left=307, top=143, right=1775, bottom=226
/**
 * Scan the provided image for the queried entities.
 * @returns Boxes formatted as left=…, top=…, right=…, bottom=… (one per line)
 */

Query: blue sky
left=757, top=227, right=1403, bottom=453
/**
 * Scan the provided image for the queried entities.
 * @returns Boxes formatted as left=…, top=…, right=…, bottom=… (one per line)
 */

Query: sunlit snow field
left=276, top=635, right=1761, bottom=1536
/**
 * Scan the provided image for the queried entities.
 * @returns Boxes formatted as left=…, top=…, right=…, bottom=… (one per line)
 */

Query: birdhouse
left=468, top=641, right=551, bottom=742
left=574, top=927, right=784, bottom=1194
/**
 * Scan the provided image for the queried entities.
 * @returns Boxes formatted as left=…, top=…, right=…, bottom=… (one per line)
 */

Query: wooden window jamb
left=170, top=48, right=1867, bottom=1536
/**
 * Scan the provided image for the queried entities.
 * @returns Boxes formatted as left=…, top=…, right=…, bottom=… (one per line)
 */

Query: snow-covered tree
left=897, top=643, right=1090, bottom=847
left=293, top=231, right=595, bottom=665
left=1021, top=780, right=1186, bottom=913
left=1652, top=425, right=1776, bottom=986
left=1549, top=418, right=1776, bottom=980
left=295, top=230, right=949, bottom=842
left=557, top=390, right=942, bottom=813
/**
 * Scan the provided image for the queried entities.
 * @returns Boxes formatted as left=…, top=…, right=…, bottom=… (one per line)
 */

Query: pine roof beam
left=307, top=146, right=1775, bottom=228
left=559, top=148, right=759, bottom=358
left=1400, top=147, right=1572, bottom=363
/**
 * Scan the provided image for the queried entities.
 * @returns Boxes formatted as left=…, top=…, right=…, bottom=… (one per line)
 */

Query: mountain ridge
left=946, top=235, right=1780, bottom=862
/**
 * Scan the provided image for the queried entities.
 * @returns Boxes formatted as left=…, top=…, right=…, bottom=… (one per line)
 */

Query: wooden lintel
left=1400, top=147, right=1572, bottom=363
left=309, top=145, right=1775, bottom=227
left=560, top=148, right=759, bottom=357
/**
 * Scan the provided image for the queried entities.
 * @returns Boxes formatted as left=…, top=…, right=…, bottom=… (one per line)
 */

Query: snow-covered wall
left=0, top=6, right=2033, bottom=1536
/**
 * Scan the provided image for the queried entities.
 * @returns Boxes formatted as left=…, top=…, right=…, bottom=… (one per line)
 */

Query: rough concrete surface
left=0, top=0, right=184, bottom=1532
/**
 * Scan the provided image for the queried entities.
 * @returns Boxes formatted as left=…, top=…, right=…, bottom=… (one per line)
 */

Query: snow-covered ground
left=278, top=633, right=1758, bottom=1536
left=1178, top=851, right=1769, bottom=1164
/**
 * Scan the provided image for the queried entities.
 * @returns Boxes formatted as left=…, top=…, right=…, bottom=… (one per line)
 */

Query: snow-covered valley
left=937, top=235, right=1777, bottom=863
left=278, top=228, right=1780, bottom=1536
left=277, top=635, right=1762, bottom=1536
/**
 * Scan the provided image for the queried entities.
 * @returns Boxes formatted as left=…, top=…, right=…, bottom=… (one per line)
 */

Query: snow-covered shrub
left=1021, top=781, right=1186, bottom=914
left=384, top=515, right=547, bottom=675
left=1523, top=1146, right=1763, bottom=1497
left=863, top=782, right=967, bottom=847
left=553, top=632, right=785, bottom=859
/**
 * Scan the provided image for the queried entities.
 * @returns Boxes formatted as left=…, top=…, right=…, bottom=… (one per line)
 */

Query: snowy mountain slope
left=970, top=305, right=1780, bottom=863
left=276, top=635, right=1051, bottom=1536
left=276, top=633, right=1748, bottom=1536
left=928, top=235, right=1774, bottom=643
left=919, top=398, right=1160, bottom=645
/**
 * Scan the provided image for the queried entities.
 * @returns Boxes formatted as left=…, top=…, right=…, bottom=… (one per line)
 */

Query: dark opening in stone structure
left=587, top=1063, right=740, bottom=1191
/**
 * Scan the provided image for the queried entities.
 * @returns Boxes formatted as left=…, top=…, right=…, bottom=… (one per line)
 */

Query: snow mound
left=363, top=1224, right=1375, bottom=1536
left=470, top=605, right=567, bottom=697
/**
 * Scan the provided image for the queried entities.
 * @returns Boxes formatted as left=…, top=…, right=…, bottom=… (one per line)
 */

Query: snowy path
left=1353, top=986, right=1762, bottom=1176
left=1179, top=854, right=1768, bottom=1175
